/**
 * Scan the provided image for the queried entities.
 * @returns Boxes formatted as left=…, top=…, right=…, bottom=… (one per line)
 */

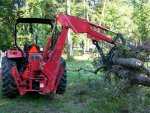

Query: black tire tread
left=1, top=56, right=18, bottom=98
left=56, top=58, right=67, bottom=94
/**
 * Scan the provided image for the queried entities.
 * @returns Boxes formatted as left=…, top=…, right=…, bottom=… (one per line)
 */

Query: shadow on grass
left=16, top=92, right=55, bottom=102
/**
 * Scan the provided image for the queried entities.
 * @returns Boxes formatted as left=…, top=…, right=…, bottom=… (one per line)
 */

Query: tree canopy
left=0, top=0, right=149, bottom=51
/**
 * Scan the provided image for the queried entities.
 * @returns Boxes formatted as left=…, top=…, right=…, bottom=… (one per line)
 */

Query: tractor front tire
left=1, top=57, right=19, bottom=98
left=56, top=58, right=67, bottom=94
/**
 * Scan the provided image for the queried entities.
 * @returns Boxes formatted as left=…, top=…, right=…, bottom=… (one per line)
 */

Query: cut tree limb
left=112, top=58, right=143, bottom=68
left=91, top=44, right=150, bottom=96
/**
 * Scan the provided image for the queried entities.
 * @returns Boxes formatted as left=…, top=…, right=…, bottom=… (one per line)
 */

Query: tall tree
left=0, top=0, right=23, bottom=51
left=66, top=0, right=74, bottom=59
left=132, top=0, right=150, bottom=45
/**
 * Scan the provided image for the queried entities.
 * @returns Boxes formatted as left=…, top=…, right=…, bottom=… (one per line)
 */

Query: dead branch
left=131, top=45, right=150, bottom=53
left=67, top=65, right=106, bottom=75
left=91, top=43, right=150, bottom=96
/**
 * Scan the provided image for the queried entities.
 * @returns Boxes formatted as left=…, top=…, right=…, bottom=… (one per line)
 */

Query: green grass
left=0, top=60, right=150, bottom=113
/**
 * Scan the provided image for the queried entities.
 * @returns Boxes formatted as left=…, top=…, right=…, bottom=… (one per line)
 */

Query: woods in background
left=0, top=0, right=150, bottom=58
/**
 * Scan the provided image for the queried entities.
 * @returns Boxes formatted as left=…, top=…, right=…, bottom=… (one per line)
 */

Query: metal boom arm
left=56, top=14, right=115, bottom=44
left=40, top=14, right=117, bottom=94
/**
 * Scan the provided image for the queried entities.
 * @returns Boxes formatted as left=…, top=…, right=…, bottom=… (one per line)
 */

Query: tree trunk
left=84, top=0, right=89, bottom=52
left=66, top=0, right=73, bottom=59
left=102, top=0, right=107, bottom=17
left=100, top=0, right=107, bottom=24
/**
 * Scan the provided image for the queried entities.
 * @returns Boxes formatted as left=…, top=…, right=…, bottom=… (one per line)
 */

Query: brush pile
left=98, top=44, right=150, bottom=96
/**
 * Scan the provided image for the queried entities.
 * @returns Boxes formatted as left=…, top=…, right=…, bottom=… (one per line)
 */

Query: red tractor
left=1, top=14, right=125, bottom=98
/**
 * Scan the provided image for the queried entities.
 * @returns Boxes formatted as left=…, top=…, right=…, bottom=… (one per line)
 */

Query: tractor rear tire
left=56, top=58, right=67, bottom=94
left=1, top=57, right=19, bottom=98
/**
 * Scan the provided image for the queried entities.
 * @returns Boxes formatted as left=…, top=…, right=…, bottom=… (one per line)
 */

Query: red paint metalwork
left=6, top=50, right=23, bottom=58
left=56, top=14, right=114, bottom=44
left=41, top=28, right=69, bottom=94
left=11, top=14, right=116, bottom=95
left=42, top=38, right=52, bottom=61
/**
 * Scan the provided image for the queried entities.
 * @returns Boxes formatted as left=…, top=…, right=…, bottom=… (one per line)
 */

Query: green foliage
left=0, top=0, right=149, bottom=51
left=19, top=0, right=66, bottom=47
left=0, top=0, right=17, bottom=50
left=73, top=50, right=84, bottom=56
left=131, top=0, right=150, bottom=44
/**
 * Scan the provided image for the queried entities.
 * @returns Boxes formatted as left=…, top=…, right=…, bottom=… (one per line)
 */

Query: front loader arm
left=56, top=14, right=115, bottom=44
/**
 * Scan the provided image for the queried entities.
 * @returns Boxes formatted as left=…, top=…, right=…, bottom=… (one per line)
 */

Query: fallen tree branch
left=115, top=72, right=150, bottom=97
left=91, top=44, right=150, bottom=96
left=131, top=45, right=150, bottom=54
left=112, top=57, right=143, bottom=68
left=67, top=65, right=106, bottom=75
